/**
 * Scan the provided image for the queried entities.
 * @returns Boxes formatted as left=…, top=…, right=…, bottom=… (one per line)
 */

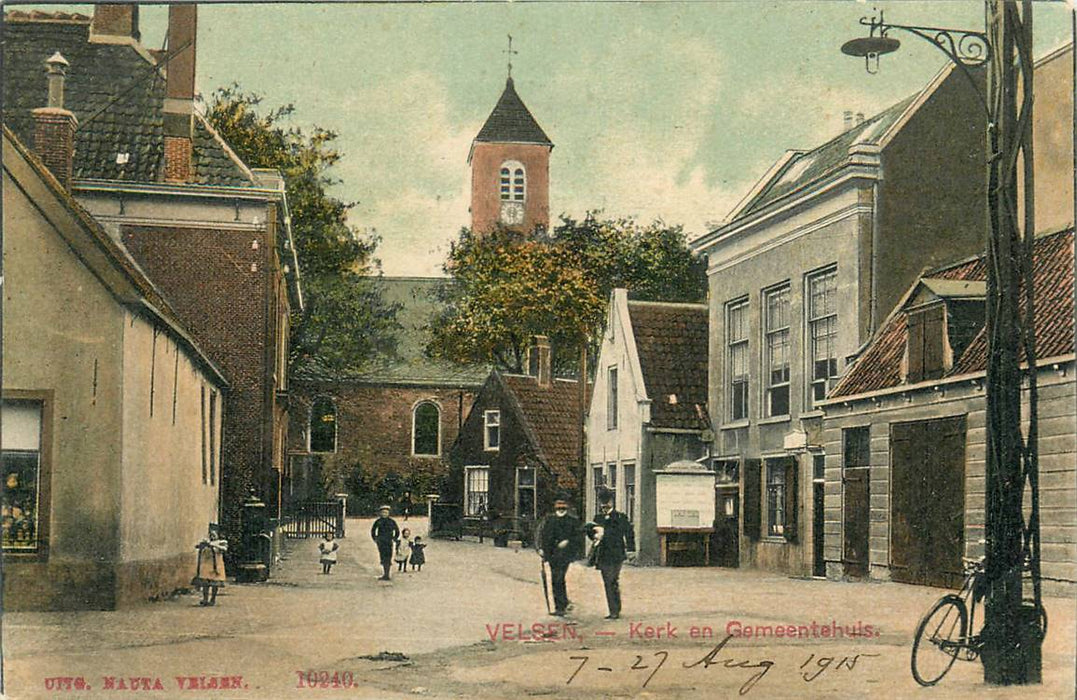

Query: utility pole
left=841, top=0, right=1044, bottom=684
left=981, top=0, right=1041, bottom=684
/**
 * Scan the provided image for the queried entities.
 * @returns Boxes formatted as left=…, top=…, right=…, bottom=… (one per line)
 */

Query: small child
left=318, top=532, right=339, bottom=574
left=395, top=528, right=412, bottom=572
left=192, top=525, right=228, bottom=606
left=409, top=536, right=426, bottom=572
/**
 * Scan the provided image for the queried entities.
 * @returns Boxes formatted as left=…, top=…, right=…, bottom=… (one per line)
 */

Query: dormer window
left=904, top=279, right=986, bottom=384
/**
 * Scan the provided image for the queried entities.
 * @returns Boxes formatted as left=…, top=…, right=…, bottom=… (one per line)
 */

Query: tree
left=206, top=85, right=398, bottom=377
left=429, top=213, right=706, bottom=373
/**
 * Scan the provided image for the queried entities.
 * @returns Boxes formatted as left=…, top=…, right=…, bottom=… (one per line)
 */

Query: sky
left=24, top=1, right=1076, bottom=276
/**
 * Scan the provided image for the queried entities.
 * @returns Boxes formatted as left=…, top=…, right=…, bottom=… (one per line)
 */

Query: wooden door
left=842, top=468, right=870, bottom=577
left=890, top=416, right=966, bottom=588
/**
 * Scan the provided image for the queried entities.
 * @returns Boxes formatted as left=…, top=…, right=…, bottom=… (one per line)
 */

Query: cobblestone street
left=3, top=517, right=1073, bottom=699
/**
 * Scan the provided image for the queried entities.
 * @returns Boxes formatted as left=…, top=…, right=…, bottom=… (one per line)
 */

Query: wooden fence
left=282, top=499, right=345, bottom=539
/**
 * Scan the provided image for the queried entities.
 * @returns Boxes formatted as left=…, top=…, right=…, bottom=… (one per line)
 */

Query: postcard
left=2, top=1, right=1074, bottom=698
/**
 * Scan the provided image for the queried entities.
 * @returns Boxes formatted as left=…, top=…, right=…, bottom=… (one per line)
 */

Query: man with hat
left=538, top=495, right=582, bottom=616
left=590, top=486, right=635, bottom=619
left=370, top=505, right=400, bottom=581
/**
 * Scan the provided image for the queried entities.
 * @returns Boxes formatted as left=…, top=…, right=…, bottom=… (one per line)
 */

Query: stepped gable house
left=287, top=278, right=488, bottom=513
left=690, top=60, right=991, bottom=578
left=586, top=290, right=713, bottom=566
left=3, top=123, right=226, bottom=609
left=3, top=6, right=303, bottom=546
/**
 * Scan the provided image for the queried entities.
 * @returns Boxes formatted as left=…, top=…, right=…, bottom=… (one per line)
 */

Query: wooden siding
left=822, top=364, right=1076, bottom=595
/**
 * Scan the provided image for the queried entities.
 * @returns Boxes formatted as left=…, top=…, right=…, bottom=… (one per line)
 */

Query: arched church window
left=500, top=161, right=525, bottom=202
left=412, top=401, right=441, bottom=457
left=309, top=397, right=337, bottom=453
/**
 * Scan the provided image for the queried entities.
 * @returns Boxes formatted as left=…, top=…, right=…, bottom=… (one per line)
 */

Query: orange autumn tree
left=429, top=214, right=705, bottom=374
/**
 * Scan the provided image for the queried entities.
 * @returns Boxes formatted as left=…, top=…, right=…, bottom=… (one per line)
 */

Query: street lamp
left=842, top=2, right=1043, bottom=686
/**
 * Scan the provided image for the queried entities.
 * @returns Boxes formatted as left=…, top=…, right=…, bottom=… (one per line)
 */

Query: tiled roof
left=3, top=14, right=257, bottom=187
left=501, top=373, right=588, bottom=488
left=474, top=77, right=552, bottom=147
left=831, top=228, right=1074, bottom=398
left=738, top=96, right=916, bottom=217
left=3, top=126, right=227, bottom=387
left=322, top=277, right=490, bottom=386
left=626, top=300, right=710, bottom=430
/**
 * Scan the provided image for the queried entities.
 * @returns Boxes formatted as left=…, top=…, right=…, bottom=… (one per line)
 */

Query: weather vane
left=504, top=34, right=518, bottom=79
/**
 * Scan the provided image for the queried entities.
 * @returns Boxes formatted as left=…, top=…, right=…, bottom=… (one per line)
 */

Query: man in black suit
left=590, top=487, right=635, bottom=619
left=538, top=496, right=582, bottom=616
left=370, top=505, right=400, bottom=580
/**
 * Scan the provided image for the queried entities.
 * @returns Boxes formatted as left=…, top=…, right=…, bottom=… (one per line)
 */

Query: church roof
left=474, top=77, right=553, bottom=147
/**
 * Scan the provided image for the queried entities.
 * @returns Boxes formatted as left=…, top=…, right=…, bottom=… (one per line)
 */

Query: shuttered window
left=906, top=304, right=946, bottom=383
left=743, top=459, right=762, bottom=540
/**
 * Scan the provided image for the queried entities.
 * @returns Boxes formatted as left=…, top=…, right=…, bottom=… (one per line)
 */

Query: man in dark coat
left=538, top=496, right=582, bottom=616
left=590, top=487, right=635, bottom=619
left=370, top=505, right=400, bottom=580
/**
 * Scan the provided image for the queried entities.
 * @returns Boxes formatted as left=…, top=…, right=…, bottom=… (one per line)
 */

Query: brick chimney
left=90, top=4, right=140, bottom=41
left=528, top=336, right=552, bottom=388
left=163, top=4, right=197, bottom=183
left=33, top=52, right=78, bottom=190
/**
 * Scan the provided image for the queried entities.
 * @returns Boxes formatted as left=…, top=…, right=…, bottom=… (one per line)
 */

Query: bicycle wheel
left=911, top=594, right=968, bottom=687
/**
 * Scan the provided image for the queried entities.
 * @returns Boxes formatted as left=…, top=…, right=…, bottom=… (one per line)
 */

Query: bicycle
left=910, top=556, right=1048, bottom=686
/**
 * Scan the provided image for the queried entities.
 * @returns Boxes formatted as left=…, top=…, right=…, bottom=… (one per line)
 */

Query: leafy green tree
left=429, top=214, right=706, bottom=373
left=206, top=85, right=398, bottom=376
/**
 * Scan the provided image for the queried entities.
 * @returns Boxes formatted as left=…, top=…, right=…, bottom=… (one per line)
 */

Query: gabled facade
left=469, top=77, right=553, bottom=234
left=3, top=7, right=302, bottom=547
left=586, top=290, right=711, bottom=565
left=446, top=339, right=585, bottom=541
left=820, top=228, right=1075, bottom=594
left=690, top=61, right=990, bottom=577
left=287, top=277, right=486, bottom=514
left=3, top=127, right=227, bottom=609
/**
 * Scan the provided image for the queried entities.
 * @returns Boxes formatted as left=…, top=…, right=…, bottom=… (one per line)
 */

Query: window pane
left=2, top=450, right=41, bottom=552
left=310, top=398, right=336, bottom=453
left=414, top=403, right=440, bottom=455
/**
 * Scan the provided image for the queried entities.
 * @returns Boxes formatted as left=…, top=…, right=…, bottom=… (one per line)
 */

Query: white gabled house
left=586, top=289, right=715, bottom=566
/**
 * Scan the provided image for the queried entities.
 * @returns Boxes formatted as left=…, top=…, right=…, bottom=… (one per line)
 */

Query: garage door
left=890, top=415, right=966, bottom=588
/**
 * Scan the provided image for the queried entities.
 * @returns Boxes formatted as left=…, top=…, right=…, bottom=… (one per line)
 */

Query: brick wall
left=470, top=142, right=550, bottom=234
left=288, top=382, right=477, bottom=514
left=122, top=224, right=279, bottom=537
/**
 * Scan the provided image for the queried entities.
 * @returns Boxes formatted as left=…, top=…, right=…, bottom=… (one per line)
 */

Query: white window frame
left=766, top=461, right=786, bottom=537
left=806, top=266, right=838, bottom=410
left=726, top=298, right=750, bottom=422
left=411, top=400, right=442, bottom=457
left=763, top=284, right=791, bottom=418
left=622, top=462, right=636, bottom=523
left=464, top=466, right=490, bottom=517
left=500, top=160, right=525, bottom=202
left=483, top=409, right=501, bottom=451
left=515, top=466, right=537, bottom=520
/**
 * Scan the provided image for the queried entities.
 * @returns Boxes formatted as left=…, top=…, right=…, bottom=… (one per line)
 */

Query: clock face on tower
left=500, top=200, right=525, bottom=225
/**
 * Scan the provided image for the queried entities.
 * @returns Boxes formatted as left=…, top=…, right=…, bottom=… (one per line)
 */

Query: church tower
left=469, top=75, right=553, bottom=234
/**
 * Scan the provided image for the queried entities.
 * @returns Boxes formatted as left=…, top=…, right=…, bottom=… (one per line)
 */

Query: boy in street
left=590, top=487, right=635, bottom=619
left=371, top=505, right=400, bottom=581
left=538, top=496, right=582, bottom=616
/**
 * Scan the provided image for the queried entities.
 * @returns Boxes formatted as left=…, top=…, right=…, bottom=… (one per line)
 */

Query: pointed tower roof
left=474, top=77, right=553, bottom=147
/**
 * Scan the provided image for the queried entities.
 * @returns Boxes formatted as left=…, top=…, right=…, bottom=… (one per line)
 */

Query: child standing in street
left=318, top=532, right=339, bottom=574
left=192, top=525, right=227, bottom=606
left=409, top=536, right=426, bottom=572
left=395, top=528, right=412, bottom=573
